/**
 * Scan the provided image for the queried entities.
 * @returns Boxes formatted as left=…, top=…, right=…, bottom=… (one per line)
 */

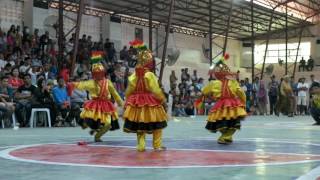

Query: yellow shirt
left=201, top=80, right=246, bottom=104
left=125, top=71, right=166, bottom=103
left=74, top=79, right=123, bottom=106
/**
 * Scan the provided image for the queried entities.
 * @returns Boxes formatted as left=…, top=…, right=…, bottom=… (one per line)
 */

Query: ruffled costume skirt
left=78, top=99, right=119, bottom=130
left=123, top=93, right=167, bottom=133
left=206, top=97, right=247, bottom=132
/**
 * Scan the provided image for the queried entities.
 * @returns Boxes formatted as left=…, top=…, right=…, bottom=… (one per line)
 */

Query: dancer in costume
left=199, top=54, right=247, bottom=144
left=67, top=51, right=123, bottom=142
left=123, top=40, right=167, bottom=152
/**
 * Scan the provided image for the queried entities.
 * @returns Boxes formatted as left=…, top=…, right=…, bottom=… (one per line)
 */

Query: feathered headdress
left=208, top=53, right=235, bottom=80
left=129, top=39, right=154, bottom=69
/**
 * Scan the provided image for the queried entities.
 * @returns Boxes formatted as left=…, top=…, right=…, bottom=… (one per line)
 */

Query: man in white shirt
left=297, top=77, right=309, bottom=115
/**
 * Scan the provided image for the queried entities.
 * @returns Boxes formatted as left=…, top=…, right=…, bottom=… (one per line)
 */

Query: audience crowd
left=0, top=24, right=319, bottom=128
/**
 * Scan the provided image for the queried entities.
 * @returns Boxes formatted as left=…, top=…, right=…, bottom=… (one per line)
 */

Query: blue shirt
left=52, top=86, right=70, bottom=105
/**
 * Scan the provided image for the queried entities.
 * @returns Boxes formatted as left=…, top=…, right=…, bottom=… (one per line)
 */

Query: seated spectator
left=38, top=63, right=55, bottom=82
left=14, top=74, right=37, bottom=127
left=299, top=57, right=306, bottom=72
left=2, top=63, right=12, bottom=77
left=8, top=67, right=24, bottom=91
left=184, top=102, right=195, bottom=116
left=52, top=77, right=71, bottom=126
left=0, top=76, right=15, bottom=121
left=32, top=78, right=56, bottom=126
left=69, top=76, right=88, bottom=125
left=0, top=53, right=6, bottom=70
left=307, top=56, right=314, bottom=71
left=59, top=63, right=70, bottom=83
left=19, top=56, right=31, bottom=74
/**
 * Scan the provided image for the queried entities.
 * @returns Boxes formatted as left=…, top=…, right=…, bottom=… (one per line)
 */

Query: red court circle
left=8, top=144, right=320, bottom=168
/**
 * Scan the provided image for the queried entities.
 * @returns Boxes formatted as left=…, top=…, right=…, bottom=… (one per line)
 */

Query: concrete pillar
left=23, top=0, right=34, bottom=31
left=101, top=15, right=110, bottom=43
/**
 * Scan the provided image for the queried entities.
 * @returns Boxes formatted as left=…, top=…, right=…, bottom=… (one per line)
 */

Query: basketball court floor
left=0, top=115, right=319, bottom=180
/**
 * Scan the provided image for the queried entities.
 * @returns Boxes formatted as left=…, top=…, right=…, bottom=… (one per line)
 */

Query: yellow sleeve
left=125, top=74, right=137, bottom=99
left=108, top=80, right=123, bottom=106
left=145, top=72, right=166, bottom=103
left=201, top=80, right=222, bottom=98
left=229, top=80, right=246, bottom=104
left=73, top=80, right=93, bottom=91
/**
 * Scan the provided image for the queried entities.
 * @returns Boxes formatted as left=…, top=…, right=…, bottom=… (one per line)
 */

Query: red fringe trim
left=125, top=93, right=162, bottom=107
left=210, top=98, right=244, bottom=112
left=84, top=99, right=116, bottom=113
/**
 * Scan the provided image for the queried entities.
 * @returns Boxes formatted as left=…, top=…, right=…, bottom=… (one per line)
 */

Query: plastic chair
left=29, top=108, right=51, bottom=128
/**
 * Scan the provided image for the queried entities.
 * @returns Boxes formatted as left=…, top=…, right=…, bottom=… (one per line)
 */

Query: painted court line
left=297, top=165, right=320, bottom=180
left=1, top=140, right=320, bottom=169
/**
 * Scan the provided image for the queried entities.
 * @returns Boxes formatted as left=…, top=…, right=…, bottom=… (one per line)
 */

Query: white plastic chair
left=1, top=113, right=16, bottom=128
left=29, top=108, right=51, bottom=128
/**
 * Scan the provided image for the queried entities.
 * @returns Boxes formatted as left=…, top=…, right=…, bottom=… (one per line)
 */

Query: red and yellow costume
left=68, top=51, right=123, bottom=142
left=123, top=40, right=167, bottom=152
left=200, top=54, right=247, bottom=144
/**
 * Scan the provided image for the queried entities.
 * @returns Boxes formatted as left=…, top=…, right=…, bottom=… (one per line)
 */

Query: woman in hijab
left=280, top=75, right=294, bottom=117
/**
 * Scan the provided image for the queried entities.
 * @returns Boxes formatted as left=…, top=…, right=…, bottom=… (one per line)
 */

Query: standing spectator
left=195, top=78, right=204, bottom=92
left=87, top=36, right=93, bottom=49
left=291, top=76, right=298, bottom=115
left=31, top=29, right=40, bottom=53
left=268, top=75, right=279, bottom=115
left=257, top=80, right=268, bottom=115
left=14, top=25, right=22, bottom=51
left=191, top=70, right=198, bottom=84
left=297, top=77, right=309, bottom=115
left=107, top=43, right=116, bottom=63
left=252, top=77, right=260, bottom=114
left=244, top=78, right=252, bottom=112
left=39, top=31, right=49, bottom=53
left=14, top=74, right=37, bottom=127
left=181, top=68, right=186, bottom=81
left=0, top=30, right=7, bottom=54
left=185, top=68, right=190, bottom=81
left=120, top=46, right=129, bottom=62
left=310, top=74, right=319, bottom=96
left=7, top=25, right=16, bottom=52
left=309, top=81, right=320, bottom=125
left=28, top=64, right=41, bottom=86
left=240, top=80, right=247, bottom=93
left=104, top=38, right=111, bottom=52
left=52, top=77, right=71, bottom=126
left=280, top=75, right=294, bottom=117
left=236, top=70, right=240, bottom=82
left=170, top=70, right=178, bottom=90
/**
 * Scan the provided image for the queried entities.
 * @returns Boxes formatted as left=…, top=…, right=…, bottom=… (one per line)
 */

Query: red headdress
left=208, top=53, right=236, bottom=80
